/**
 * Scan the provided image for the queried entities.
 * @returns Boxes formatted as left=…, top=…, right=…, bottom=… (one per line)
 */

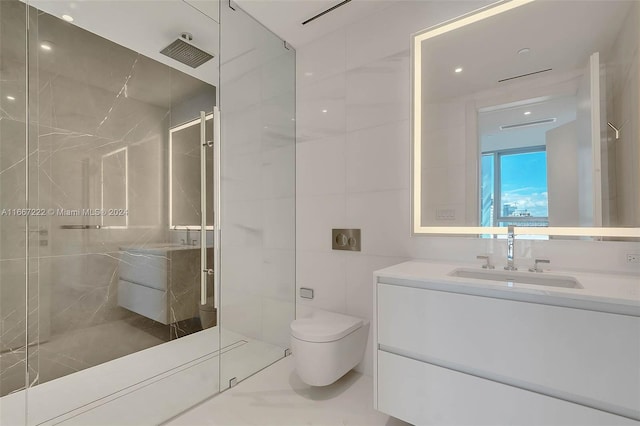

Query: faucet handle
left=529, top=258, right=550, bottom=273
left=477, top=255, right=495, bottom=269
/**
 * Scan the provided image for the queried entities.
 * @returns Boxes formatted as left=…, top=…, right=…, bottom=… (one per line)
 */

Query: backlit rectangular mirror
left=170, top=114, right=214, bottom=229
left=412, top=0, right=640, bottom=239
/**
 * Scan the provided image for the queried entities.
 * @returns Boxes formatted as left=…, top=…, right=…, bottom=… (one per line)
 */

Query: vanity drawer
left=377, top=350, right=636, bottom=426
left=376, top=283, right=640, bottom=419
left=118, top=280, right=167, bottom=324
left=119, top=252, right=167, bottom=290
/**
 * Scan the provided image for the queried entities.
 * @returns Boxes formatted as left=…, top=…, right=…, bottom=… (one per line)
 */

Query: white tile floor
left=165, top=356, right=410, bottom=426
left=1, top=328, right=285, bottom=426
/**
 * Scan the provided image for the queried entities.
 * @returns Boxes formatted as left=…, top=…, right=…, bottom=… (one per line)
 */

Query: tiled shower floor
left=0, top=327, right=284, bottom=425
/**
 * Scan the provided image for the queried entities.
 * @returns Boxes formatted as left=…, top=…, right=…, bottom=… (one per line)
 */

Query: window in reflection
left=481, top=148, right=549, bottom=228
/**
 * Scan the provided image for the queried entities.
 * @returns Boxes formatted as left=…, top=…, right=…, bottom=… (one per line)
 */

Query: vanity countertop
left=375, top=260, right=640, bottom=317
left=119, top=243, right=213, bottom=254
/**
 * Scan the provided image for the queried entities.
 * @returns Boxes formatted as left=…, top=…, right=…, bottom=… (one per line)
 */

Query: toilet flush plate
left=332, top=229, right=361, bottom=251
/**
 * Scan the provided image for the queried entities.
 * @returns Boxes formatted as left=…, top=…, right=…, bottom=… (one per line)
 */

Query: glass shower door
left=1, top=1, right=222, bottom=424
left=218, top=1, right=296, bottom=390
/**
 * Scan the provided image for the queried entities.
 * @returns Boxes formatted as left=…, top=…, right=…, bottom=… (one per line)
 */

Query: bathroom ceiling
left=421, top=0, right=632, bottom=102
left=24, top=0, right=388, bottom=85
left=234, top=0, right=394, bottom=47
left=25, top=0, right=219, bottom=86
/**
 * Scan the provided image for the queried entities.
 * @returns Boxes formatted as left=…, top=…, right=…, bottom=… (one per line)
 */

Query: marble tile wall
left=295, top=0, right=640, bottom=378
left=1, top=0, right=218, bottom=398
left=0, top=0, right=29, bottom=406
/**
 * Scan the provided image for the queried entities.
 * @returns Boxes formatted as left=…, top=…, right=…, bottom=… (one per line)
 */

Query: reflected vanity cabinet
left=373, top=262, right=640, bottom=426
left=117, top=247, right=213, bottom=325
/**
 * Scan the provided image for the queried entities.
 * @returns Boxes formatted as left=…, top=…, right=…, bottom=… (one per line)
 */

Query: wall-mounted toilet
left=290, top=309, right=369, bottom=386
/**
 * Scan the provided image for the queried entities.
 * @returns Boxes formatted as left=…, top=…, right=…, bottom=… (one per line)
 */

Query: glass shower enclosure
left=0, top=1, right=295, bottom=424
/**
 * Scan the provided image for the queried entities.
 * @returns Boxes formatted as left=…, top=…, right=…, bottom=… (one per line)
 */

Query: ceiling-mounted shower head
left=160, top=33, right=214, bottom=69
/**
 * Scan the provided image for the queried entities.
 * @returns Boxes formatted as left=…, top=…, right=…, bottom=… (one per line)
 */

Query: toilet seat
left=290, top=311, right=362, bottom=343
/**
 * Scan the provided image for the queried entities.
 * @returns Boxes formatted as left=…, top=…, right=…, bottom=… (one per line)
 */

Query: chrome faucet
left=185, top=228, right=198, bottom=246
left=529, top=258, right=550, bottom=273
left=477, top=255, right=494, bottom=269
left=504, top=225, right=517, bottom=271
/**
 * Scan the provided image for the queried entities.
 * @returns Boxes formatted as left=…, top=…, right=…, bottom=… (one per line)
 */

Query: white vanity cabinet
left=118, top=246, right=214, bottom=324
left=373, top=261, right=640, bottom=425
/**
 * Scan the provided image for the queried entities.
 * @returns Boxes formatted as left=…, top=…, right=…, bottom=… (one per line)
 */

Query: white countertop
left=374, top=260, right=640, bottom=317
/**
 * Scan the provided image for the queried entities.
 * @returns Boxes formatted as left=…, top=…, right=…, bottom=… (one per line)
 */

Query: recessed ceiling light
left=6, top=95, right=15, bottom=101
left=524, top=111, right=531, bottom=115
left=518, top=48, right=531, bottom=55
left=304, top=72, right=313, bottom=77
left=40, top=42, right=52, bottom=51
left=322, top=109, right=328, bottom=113
left=454, top=67, right=463, bottom=73
left=62, top=14, right=74, bottom=22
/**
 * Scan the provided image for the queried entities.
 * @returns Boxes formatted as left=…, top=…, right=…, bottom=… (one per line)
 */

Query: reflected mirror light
left=169, top=114, right=215, bottom=230
left=101, top=147, right=129, bottom=229
left=412, top=0, right=640, bottom=239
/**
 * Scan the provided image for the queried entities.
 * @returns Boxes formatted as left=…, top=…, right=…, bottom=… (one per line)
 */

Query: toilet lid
left=290, top=311, right=363, bottom=343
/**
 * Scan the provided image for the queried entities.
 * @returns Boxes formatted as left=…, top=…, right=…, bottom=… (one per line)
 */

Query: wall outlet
left=626, top=254, right=640, bottom=264
left=436, top=208, right=456, bottom=220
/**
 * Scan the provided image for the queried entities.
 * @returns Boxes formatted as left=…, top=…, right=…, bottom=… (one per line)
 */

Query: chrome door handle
left=213, top=106, right=221, bottom=311
left=200, top=111, right=208, bottom=305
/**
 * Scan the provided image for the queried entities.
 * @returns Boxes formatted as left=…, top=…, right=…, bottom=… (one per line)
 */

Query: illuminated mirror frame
left=411, top=0, right=640, bottom=238
left=169, top=114, right=214, bottom=230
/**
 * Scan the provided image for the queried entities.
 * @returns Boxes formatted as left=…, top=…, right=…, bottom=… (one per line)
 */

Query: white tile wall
left=297, top=251, right=347, bottom=313
left=296, top=0, right=640, bottom=378
left=296, top=195, right=346, bottom=252
left=345, top=52, right=410, bottom=132
left=297, top=29, right=346, bottom=88
left=296, top=135, right=346, bottom=196
left=297, top=74, right=346, bottom=143
left=345, top=121, right=410, bottom=193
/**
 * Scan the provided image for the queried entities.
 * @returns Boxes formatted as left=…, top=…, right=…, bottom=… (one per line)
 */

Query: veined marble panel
left=1, top=0, right=218, bottom=399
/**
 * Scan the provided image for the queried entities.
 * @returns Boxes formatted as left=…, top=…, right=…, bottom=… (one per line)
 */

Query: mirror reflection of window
left=500, top=150, right=547, bottom=225
left=481, top=149, right=549, bottom=228
left=477, top=94, right=580, bottom=231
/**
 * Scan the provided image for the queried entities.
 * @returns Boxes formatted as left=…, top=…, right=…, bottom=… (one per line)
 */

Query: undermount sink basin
left=449, top=268, right=583, bottom=289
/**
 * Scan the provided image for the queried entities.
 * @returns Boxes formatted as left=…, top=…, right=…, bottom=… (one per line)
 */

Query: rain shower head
left=160, top=33, right=214, bottom=69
